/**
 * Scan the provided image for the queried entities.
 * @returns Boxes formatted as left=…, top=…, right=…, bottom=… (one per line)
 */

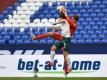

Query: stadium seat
left=0, top=0, right=107, bottom=45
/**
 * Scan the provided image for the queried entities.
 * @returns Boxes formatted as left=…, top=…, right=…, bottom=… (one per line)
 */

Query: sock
left=50, top=50, right=55, bottom=62
left=66, top=56, right=71, bottom=68
left=35, top=34, right=47, bottom=40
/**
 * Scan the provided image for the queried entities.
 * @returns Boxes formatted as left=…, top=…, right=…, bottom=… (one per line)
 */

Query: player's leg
left=32, top=32, right=55, bottom=40
left=63, top=37, right=72, bottom=73
left=52, top=32, right=63, bottom=41
left=48, top=41, right=63, bottom=66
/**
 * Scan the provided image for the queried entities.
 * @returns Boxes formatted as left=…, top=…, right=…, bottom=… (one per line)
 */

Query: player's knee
left=63, top=51, right=68, bottom=57
left=63, top=47, right=68, bottom=52
left=51, top=45, right=57, bottom=51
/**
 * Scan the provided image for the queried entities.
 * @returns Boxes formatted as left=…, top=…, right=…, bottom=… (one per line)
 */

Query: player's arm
left=52, top=19, right=65, bottom=25
left=49, top=26, right=61, bottom=31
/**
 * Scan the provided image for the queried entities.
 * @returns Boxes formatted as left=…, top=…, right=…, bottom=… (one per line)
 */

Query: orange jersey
left=66, top=16, right=78, bottom=36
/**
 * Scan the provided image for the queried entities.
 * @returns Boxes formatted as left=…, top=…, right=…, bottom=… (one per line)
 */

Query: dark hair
left=59, top=13, right=66, bottom=19
left=73, top=14, right=79, bottom=22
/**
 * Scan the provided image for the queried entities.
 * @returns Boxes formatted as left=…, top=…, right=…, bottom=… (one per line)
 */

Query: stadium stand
left=0, top=0, right=107, bottom=54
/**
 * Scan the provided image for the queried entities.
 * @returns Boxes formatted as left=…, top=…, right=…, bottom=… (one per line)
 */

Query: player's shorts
left=51, top=32, right=63, bottom=41
left=55, top=37, right=71, bottom=51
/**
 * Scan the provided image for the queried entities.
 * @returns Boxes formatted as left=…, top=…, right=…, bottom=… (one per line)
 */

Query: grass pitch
left=0, top=77, right=107, bottom=80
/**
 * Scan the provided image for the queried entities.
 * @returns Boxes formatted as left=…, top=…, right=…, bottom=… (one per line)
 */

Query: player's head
left=59, top=13, right=66, bottom=19
left=73, top=15, right=79, bottom=22
left=57, top=6, right=66, bottom=13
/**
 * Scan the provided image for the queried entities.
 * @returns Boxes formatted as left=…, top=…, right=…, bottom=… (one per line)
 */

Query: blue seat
left=0, top=39, right=5, bottom=44
left=95, top=1, right=101, bottom=5
left=95, top=31, right=102, bottom=34
left=67, top=2, right=73, bottom=7
left=42, top=2, right=49, bottom=7
left=83, top=5, right=90, bottom=9
left=90, top=13, right=96, bottom=18
left=81, top=1, right=87, bottom=6
left=101, top=18, right=107, bottom=22
left=43, top=10, right=49, bottom=14
left=86, top=18, right=92, bottom=22
left=6, top=28, right=13, bottom=33
left=30, top=15, right=35, bottom=22
left=39, top=39, right=46, bottom=44
left=47, top=39, right=54, bottom=44
left=48, top=7, right=54, bottom=11
left=85, top=39, right=93, bottom=43
left=102, top=0, right=107, bottom=5
left=104, top=22, right=107, bottom=26
left=78, top=39, right=85, bottom=43
left=32, top=27, right=38, bottom=32
left=90, top=35, right=97, bottom=40
left=97, top=13, right=104, bottom=18
left=14, top=27, right=20, bottom=33
left=2, top=10, right=9, bottom=15
left=69, top=6, right=76, bottom=10
left=81, top=22, right=88, bottom=26
left=59, top=2, right=65, bottom=6
left=47, top=28, right=53, bottom=32
left=50, top=10, right=57, bottom=15
left=39, top=27, right=46, bottom=32
left=95, top=9, right=101, bottom=14
left=19, top=32, right=26, bottom=36
left=0, top=28, right=5, bottom=33
left=88, top=1, right=94, bottom=6
left=89, top=22, right=95, bottom=26
left=14, top=35, right=20, bottom=40
left=77, top=5, right=83, bottom=9
left=99, top=5, right=105, bottom=9
left=52, top=2, right=58, bottom=7
left=4, top=35, right=10, bottom=40
left=21, top=35, right=29, bottom=40
left=9, top=40, right=15, bottom=44
left=31, top=40, right=39, bottom=44
left=79, top=18, right=84, bottom=23
left=71, top=39, right=77, bottom=43
left=0, top=14, right=4, bottom=20
left=80, top=9, right=86, bottom=13
left=53, top=14, right=59, bottom=18
left=18, top=0, right=26, bottom=3
left=93, top=39, right=100, bottom=43
left=97, top=22, right=103, bottom=26
left=74, top=1, right=80, bottom=6
left=16, top=40, right=23, bottom=44
left=82, top=14, right=89, bottom=18
left=24, top=27, right=30, bottom=32
left=93, top=17, right=100, bottom=22
left=13, top=2, right=20, bottom=7
left=72, top=9, right=78, bottom=14
left=46, top=14, right=52, bottom=19
left=24, top=40, right=31, bottom=44
left=87, top=9, right=94, bottom=14
left=39, top=14, right=45, bottom=19
left=102, top=9, right=107, bottom=14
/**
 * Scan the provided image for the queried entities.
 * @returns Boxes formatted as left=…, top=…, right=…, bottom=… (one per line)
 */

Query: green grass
left=0, top=77, right=107, bottom=80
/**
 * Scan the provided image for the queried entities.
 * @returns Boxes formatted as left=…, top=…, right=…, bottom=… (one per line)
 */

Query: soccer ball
left=57, top=6, right=66, bottom=13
